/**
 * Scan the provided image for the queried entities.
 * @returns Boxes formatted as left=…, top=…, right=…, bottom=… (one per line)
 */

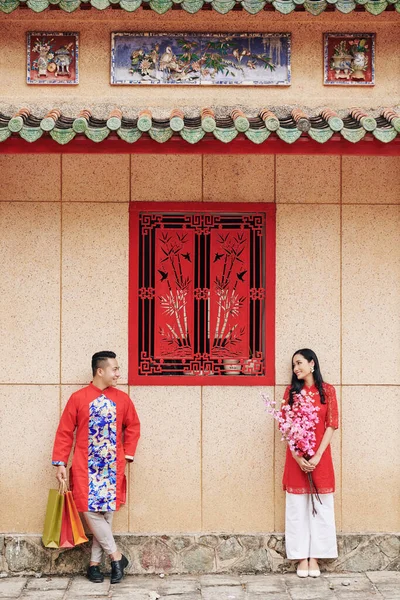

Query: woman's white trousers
left=285, top=492, right=338, bottom=559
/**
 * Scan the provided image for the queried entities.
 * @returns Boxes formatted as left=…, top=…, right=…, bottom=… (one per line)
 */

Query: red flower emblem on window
left=250, top=287, right=266, bottom=300
left=194, top=287, right=210, bottom=300
left=139, top=287, right=155, bottom=300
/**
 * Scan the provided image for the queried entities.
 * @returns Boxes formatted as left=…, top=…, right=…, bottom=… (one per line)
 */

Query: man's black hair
left=91, top=351, right=116, bottom=377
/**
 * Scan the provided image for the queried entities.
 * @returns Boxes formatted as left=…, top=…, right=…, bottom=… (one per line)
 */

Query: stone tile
left=158, top=592, right=202, bottom=600
left=275, top=205, right=341, bottom=386
left=105, top=576, right=161, bottom=595
left=129, top=387, right=201, bottom=532
left=202, top=586, right=246, bottom=600
left=284, top=577, right=336, bottom=599
left=0, top=578, right=27, bottom=598
left=342, top=157, right=400, bottom=204
left=67, top=575, right=110, bottom=596
left=276, top=156, right=340, bottom=204
left=324, top=574, right=375, bottom=592
left=342, top=387, right=400, bottom=532
left=202, top=387, right=274, bottom=532
left=159, top=577, right=199, bottom=594
left=158, top=595, right=201, bottom=600
left=131, top=155, right=202, bottom=202
left=245, top=574, right=287, bottom=593
left=371, top=587, right=400, bottom=600
left=110, top=592, right=159, bottom=600
left=246, top=595, right=289, bottom=600
left=200, top=575, right=242, bottom=586
left=203, top=155, right=274, bottom=203
left=334, top=594, right=385, bottom=600
left=61, top=203, right=128, bottom=384
left=0, top=387, right=60, bottom=532
left=63, top=154, right=130, bottom=202
left=342, top=206, right=400, bottom=384
left=26, top=577, right=70, bottom=590
left=110, top=593, right=158, bottom=600
left=0, top=155, right=61, bottom=202
left=366, top=571, right=400, bottom=584
left=0, top=203, right=60, bottom=384
left=21, top=592, right=65, bottom=599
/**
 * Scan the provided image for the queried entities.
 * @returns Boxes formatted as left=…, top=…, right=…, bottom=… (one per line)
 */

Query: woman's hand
left=308, top=454, right=321, bottom=468
left=55, top=465, right=67, bottom=483
left=293, top=454, right=315, bottom=473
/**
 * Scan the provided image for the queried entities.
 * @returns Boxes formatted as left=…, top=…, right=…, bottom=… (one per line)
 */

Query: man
left=52, top=351, right=140, bottom=584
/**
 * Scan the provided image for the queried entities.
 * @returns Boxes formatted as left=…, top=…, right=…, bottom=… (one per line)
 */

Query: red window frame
left=128, top=202, right=275, bottom=386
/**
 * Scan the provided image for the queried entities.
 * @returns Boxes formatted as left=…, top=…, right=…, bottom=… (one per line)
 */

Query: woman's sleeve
left=123, top=396, right=141, bottom=460
left=326, top=385, right=339, bottom=429
left=283, top=386, right=290, bottom=403
left=52, top=393, right=78, bottom=466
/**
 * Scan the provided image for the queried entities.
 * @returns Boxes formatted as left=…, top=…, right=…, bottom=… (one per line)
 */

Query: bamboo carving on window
left=129, top=204, right=275, bottom=385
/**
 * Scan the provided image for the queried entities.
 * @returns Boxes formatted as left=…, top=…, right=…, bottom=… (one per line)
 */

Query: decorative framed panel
left=111, top=33, right=291, bottom=86
left=27, top=32, right=79, bottom=85
left=324, top=33, right=375, bottom=86
left=129, top=203, right=275, bottom=385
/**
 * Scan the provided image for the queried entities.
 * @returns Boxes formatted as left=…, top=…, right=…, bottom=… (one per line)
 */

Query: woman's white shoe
left=296, top=568, right=309, bottom=578
left=308, top=569, right=321, bottom=578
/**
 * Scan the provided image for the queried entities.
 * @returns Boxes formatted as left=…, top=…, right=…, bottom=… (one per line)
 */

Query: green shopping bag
left=42, top=482, right=66, bottom=548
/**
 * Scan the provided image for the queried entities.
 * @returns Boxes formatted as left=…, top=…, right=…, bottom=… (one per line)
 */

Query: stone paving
left=0, top=572, right=399, bottom=600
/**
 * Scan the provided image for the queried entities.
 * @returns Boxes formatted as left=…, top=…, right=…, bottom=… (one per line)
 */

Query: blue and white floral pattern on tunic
left=88, top=394, right=117, bottom=512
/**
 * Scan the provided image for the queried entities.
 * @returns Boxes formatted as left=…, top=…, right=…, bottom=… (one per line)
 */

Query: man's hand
left=55, top=465, right=67, bottom=484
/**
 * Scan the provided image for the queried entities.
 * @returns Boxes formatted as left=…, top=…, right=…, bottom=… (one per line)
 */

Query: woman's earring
left=310, top=366, right=314, bottom=373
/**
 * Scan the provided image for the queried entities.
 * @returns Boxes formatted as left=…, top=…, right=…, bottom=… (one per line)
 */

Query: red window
left=129, top=202, right=275, bottom=385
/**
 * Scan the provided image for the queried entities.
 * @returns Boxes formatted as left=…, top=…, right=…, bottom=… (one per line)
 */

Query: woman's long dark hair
left=289, top=348, right=325, bottom=406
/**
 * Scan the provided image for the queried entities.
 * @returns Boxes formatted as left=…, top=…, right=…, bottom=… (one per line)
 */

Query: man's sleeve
left=123, top=396, right=141, bottom=461
left=52, top=393, right=78, bottom=466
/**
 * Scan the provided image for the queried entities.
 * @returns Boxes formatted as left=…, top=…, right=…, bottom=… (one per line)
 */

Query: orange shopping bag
left=64, top=490, right=88, bottom=546
left=59, top=491, right=74, bottom=548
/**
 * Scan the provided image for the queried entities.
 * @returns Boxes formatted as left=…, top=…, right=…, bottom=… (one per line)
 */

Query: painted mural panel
left=27, top=32, right=79, bottom=85
left=324, top=33, right=375, bottom=86
left=111, top=33, right=291, bottom=86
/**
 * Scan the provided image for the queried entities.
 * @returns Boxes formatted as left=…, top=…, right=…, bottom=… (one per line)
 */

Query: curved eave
left=1, top=0, right=399, bottom=16
left=1, top=107, right=399, bottom=154
left=1, top=132, right=400, bottom=156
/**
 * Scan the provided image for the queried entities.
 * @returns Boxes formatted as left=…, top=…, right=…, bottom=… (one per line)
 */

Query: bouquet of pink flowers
left=262, top=389, right=322, bottom=515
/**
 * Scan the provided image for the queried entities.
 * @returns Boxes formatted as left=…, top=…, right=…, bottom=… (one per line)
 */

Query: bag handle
left=58, top=479, right=68, bottom=495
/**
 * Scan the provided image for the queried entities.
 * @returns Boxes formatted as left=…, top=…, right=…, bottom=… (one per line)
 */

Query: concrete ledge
left=0, top=534, right=399, bottom=576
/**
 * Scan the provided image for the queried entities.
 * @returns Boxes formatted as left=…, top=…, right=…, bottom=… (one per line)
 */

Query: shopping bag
left=121, top=474, right=127, bottom=505
left=59, top=492, right=74, bottom=548
left=64, top=490, right=88, bottom=546
left=42, top=484, right=65, bottom=548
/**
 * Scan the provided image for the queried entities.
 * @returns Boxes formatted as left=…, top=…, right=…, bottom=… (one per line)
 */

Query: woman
left=282, top=348, right=339, bottom=578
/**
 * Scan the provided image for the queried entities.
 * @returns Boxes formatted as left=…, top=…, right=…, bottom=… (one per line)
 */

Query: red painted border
left=1, top=133, right=400, bottom=155
left=128, top=202, right=276, bottom=386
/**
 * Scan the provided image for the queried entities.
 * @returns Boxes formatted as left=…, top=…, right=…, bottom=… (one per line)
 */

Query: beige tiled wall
left=202, top=386, right=275, bottom=533
left=0, top=154, right=399, bottom=534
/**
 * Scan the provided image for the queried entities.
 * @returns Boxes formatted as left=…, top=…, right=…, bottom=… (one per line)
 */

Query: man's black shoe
left=87, top=565, right=104, bottom=583
left=110, top=554, right=129, bottom=584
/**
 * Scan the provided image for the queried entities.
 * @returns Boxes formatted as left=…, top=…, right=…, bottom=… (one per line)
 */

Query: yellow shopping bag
left=42, top=482, right=65, bottom=548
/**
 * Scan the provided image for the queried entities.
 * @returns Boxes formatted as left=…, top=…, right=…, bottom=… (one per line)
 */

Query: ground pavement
left=0, top=572, right=399, bottom=600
